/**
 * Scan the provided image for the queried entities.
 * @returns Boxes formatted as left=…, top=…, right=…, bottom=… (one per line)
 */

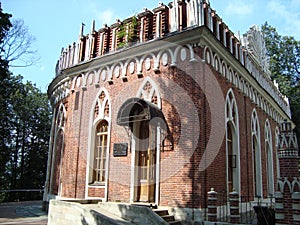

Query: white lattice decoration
left=242, top=25, right=270, bottom=75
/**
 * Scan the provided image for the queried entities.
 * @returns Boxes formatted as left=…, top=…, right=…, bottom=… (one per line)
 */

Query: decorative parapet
left=276, top=178, right=300, bottom=224
left=242, top=26, right=291, bottom=118
left=278, top=148, right=299, bottom=158
left=51, top=0, right=291, bottom=118
left=277, top=177, right=300, bottom=193
left=278, top=121, right=299, bottom=157
left=242, top=25, right=270, bottom=76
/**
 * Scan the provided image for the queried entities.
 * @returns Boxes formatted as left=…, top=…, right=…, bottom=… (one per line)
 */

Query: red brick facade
left=44, top=0, right=295, bottom=215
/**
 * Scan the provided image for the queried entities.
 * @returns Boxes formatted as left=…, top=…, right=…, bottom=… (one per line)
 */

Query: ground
left=0, top=201, right=47, bottom=225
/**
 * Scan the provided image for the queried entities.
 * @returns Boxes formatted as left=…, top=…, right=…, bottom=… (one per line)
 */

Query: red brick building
left=44, top=0, right=295, bottom=220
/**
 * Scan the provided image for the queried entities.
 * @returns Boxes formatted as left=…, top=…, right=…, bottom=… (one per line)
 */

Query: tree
left=0, top=19, right=39, bottom=67
left=262, top=22, right=300, bottom=145
left=0, top=4, right=12, bottom=201
left=8, top=80, right=51, bottom=189
left=0, top=5, right=51, bottom=202
left=1, top=76, right=51, bottom=202
left=0, top=3, right=11, bottom=70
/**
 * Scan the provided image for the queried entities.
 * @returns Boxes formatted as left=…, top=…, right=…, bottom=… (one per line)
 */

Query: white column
left=130, top=135, right=136, bottom=203
left=188, top=0, right=201, bottom=26
left=140, top=17, right=144, bottom=42
left=199, top=0, right=205, bottom=26
left=43, top=108, right=57, bottom=202
left=170, top=1, right=178, bottom=32
left=208, top=7, right=213, bottom=31
left=84, top=35, right=91, bottom=61
left=155, top=12, right=161, bottom=38
left=155, top=125, right=161, bottom=205
left=99, top=33, right=103, bottom=56
left=111, top=28, right=116, bottom=51
left=223, top=28, right=227, bottom=48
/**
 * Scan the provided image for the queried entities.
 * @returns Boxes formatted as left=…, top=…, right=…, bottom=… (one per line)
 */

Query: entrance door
left=137, top=121, right=156, bottom=202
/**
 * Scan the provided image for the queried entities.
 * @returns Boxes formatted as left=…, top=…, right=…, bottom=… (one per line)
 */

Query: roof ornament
left=242, top=25, right=270, bottom=75
left=79, top=22, right=85, bottom=38
left=90, top=20, right=95, bottom=34
left=202, top=0, right=210, bottom=4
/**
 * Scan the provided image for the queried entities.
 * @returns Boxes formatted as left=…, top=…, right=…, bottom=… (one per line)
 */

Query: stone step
left=153, top=208, right=181, bottom=225
left=161, top=215, right=175, bottom=222
left=169, top=221, right=182, bottom=225
left=153, top=209, right=169, bottom=216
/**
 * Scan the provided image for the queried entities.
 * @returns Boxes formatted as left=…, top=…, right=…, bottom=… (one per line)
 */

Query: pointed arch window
left=89, top=90, right=111, bottom=185
left=94, top=120, right=108, bottom=183
left=251, top=109, right=262, bottom=197
left=275, top=127, right=280, bottom=178
left=225, top=89, right=240, bottom=193
left=50, top=103, right=66, bottom=196
left=137, top=78, right=161, bottom=108
left=265, top=120, right=274, bottom=196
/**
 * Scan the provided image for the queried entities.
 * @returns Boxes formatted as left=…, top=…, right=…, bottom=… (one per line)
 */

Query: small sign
left=113, top=143, right=128, bottom=157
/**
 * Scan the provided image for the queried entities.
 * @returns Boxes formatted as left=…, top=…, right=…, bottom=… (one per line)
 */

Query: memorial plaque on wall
left=113, top=143, right=128, bottom=157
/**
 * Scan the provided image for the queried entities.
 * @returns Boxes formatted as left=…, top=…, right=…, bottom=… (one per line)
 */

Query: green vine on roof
left=117, top=16, right=139, bottom=48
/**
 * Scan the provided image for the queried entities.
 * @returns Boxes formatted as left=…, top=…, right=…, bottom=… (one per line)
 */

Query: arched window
left=225, top=89, right=240, bottom=193
left=88, top=89, right=111, bottom=185
left=94, top=120, right=108, bottom=183
left=251, top=109, right=262, bottom=197
left=50, top=103, right=66, bottom=196
left=265, top=120, right=274, bottom=196
left=275, top=127, right=280, bottom=178
left=137, top=77, right=161, bottom=108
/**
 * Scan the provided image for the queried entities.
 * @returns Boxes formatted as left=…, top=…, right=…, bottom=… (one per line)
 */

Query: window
left=50, top=103, right=66, bottom=196
left=275, top=127, right=280, bottom=178
left=225, top=89, right=240, bottom=193
left=251, top=109, right=262, bottom=197
left=265, top=120, right=274, bottom=196
left=93, top=120, right=108, bottom=183
left=137, top=77, right=161, bottom=108
left=88, top=89, right=111, bottom=186
left=227, top=123, right=234, bottom=192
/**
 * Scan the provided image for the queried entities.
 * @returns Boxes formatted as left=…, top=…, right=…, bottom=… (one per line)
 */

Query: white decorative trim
left=49, top=103, right=66, bottom=198
left=242, top=25, right=270, bottom=76
left=85, top=88, right=111, bottom=201
left=202, top=45, right=289, bottom=123
left=51, top=32, right=290, bottom=124
left=265, top=119, right=275, bottom=195
left=251, top=109, right=263, bottom=197
left=225, top=89, right=241, bottom=194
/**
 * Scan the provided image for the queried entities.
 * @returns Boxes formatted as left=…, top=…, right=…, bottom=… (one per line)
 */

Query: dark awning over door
left=117, top=98, right=165, bottom=128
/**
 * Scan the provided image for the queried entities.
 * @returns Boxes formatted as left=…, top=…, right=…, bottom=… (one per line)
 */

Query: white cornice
left=48, top=26, right=291, bottom=123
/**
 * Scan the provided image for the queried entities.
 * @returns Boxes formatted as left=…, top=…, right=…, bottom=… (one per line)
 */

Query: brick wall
left=48, top=47, right=281, bottom=208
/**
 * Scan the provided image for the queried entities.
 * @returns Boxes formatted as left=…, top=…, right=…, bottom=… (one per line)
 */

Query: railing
left=0, top=189, right=44, bottom=203
left=215, top=191, right=275, bottom=224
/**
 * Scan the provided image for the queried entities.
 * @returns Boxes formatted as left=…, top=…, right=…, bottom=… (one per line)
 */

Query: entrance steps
left=153, top=209, right=182, bottom=225
left=48, top=200, right=183, bottom=225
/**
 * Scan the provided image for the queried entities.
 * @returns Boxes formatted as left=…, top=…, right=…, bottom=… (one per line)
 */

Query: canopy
left=117, top=98, right=165, bottom=128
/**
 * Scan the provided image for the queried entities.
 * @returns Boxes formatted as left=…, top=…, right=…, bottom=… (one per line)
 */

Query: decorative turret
left=278, top=120, right=299, bottom=178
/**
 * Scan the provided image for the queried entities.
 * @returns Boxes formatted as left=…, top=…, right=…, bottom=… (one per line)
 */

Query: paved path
left=0, top=201, right=48, bottom=225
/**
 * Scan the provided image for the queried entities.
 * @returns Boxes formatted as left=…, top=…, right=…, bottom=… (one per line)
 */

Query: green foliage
left=262, top=22, right=300, bottom=144
left=0, top=5, right=51, bottom=202
left=0, top=74, right=51, bottom=202
left=0, top=4, right=12, bottom=72
left=117, top=16, right=139, bottom=48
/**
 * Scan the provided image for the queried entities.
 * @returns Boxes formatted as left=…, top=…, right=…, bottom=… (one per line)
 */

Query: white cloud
left=267, top=0, right=300, bottom=38
left=82, top=1, right=115, bottom=27
left=225, top=1, right=254, bottom=16
left=95, top=9, right=114, bottom=26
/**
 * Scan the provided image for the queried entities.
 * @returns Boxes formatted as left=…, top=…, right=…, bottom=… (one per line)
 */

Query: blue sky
left=2, top=0, right=300, bottom=92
